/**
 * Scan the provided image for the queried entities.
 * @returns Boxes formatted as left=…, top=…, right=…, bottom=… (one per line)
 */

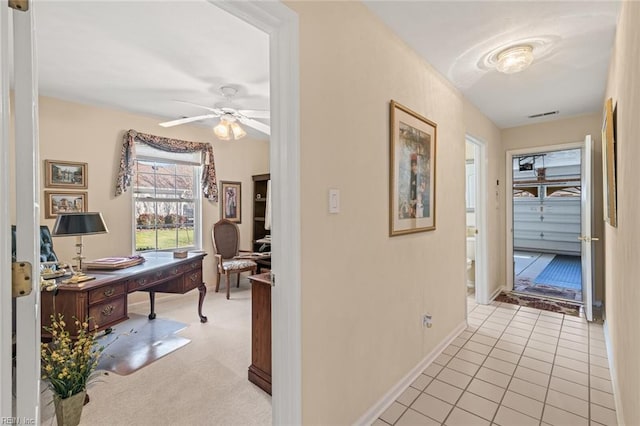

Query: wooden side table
left=247, top=272, right=272, bottom=394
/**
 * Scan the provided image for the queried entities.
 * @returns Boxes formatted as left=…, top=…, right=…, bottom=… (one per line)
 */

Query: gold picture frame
left=389, top=100, right=437, bottom=236
left=602, top=97, right=617, bottom=227
left=45, top=160, right=88, bottom=189
left=45, top=191, right=88, bottom=219
left=220, top=181, right=242, bottom=223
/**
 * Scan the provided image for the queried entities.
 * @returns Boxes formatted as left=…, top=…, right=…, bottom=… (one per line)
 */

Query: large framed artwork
left=220, top=181, right=242, bottom=223
left=389, top=100, right=437, bottom=236
left=45, top=160, right=88, bottom=189
left=44, top=191, right=88, bottom=219
left=602, top=97, right=617, bottom=227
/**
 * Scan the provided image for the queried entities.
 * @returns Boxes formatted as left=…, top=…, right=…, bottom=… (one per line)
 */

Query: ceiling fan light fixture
left=230, top=121, right=246, bottom=139
left=213, top=121, right=231, bottom=140
left=496, top=45, right=534, bottom=74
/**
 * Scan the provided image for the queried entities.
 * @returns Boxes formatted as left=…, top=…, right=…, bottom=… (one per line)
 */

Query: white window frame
left=131, top=156, right=202, bottom=253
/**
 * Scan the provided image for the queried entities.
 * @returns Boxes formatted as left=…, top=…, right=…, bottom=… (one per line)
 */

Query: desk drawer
left=127, top=269, right=167, bottom=292
left=181, top=259, right=202, bottom=273
left=183, top=270, right=202, bottom=292
left=89, top=295, right=126, bottom=330
left=88, top=283, right=126, bottom=305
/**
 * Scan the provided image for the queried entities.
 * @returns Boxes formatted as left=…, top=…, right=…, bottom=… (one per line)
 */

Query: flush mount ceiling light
left=495, top=45, right=534, bottom=74
left=213, top=114, right=247, bottom=141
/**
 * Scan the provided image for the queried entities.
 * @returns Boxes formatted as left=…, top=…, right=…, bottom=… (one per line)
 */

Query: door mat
left=96, top=314, right=190, bottom=375
left=495, top=291, right=582, bottom=317
left=514, top=278, right=581, bottom=302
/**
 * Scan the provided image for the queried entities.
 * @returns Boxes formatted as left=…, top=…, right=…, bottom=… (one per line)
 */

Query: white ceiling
left=33, top=1, right=620, bottom=134
left=364, top=1, right=621, bottom=128
left=34, top=1, right=270, bottom=138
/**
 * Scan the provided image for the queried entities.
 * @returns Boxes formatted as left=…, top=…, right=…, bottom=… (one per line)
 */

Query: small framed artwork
left=220, top=181, right=241, bottom=223
left=45, top=191, right=88, bottom=219
left=45, top=160, right=88, bottom=189
left=389, top=100, right=437, bottom=236
left=602, top=97, right=617, bottom=227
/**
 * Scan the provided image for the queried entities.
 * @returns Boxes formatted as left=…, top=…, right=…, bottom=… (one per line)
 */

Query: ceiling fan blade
left=238, top=117, right=271, bottom=136
left=238, top=109, right=270, bottom=119
left=173, top=100, right=223, bottom=114
left=159, top=114, right=218, bottom=128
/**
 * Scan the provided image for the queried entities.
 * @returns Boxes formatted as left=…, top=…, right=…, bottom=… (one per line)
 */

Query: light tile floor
left=375, top=298, right=618, bottom=426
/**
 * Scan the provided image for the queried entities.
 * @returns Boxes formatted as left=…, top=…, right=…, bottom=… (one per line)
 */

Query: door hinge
left=12, top=261, right=33, bottom=297
left=9, top=0, right=29, bottom=12
left=270, top=271, right=276, bottom=287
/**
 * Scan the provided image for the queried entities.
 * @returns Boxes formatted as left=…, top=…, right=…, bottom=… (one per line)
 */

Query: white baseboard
left=489, top=285, right=503, bottom=302
left=354, top=320, right=467, bottom=426
left=603, top=320, right=625, bottom=425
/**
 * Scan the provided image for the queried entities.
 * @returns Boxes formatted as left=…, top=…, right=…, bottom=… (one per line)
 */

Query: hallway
left=376, top=299, right=616, bottom=425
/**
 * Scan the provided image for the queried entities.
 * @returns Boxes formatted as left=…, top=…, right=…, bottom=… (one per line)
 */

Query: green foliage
left=41, top=314, right=104, bottom=400
left=136, top=213, right=157, bottom=226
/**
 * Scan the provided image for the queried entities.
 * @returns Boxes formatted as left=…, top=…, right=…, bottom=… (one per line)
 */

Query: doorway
left=510, top=147, right=583, bottom=302
left=465, top=135, right=488, bottom=305
left=3, top=2, right=301, bottom=424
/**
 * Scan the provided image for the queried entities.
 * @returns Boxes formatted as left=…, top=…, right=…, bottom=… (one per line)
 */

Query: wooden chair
left=211, top=219, right=257, bottom=299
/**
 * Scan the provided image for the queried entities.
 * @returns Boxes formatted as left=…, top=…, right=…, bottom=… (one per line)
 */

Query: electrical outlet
left=422, top=313, right=433, bottom=328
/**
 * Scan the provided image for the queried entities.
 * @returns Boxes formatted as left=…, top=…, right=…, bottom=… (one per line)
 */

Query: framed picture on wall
left=602, top=97, right=617, bottom=227
left=45, top=160, right=88, bottom=189
left=389, top=100, right=437, bottom=236
left=220, top=181, right=242, bottom=223
left=45, top=191, right=88, bottom=219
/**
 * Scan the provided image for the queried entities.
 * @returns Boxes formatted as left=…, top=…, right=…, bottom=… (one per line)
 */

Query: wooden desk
left=41, top=252, right=207, bottom=337
left=247, top=272, right=272, bottom=394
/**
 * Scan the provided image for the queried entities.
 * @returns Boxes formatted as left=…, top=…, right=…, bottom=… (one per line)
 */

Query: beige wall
left=288, top=2, right=499, bottom=423
left=501, top=114, right=605, bottom=303
left=602, top=2, right=640, bottom=424
left=36, top=96, right=269, bottom=301
left=464, top=100, right=504, bottom=297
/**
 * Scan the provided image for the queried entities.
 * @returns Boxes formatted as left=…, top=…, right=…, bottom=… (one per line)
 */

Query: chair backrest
left=11, top=225, right=59, bottom=263
left=211, top=219, right=240, bottom=260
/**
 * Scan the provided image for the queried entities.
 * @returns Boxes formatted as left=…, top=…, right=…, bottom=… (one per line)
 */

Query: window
left=133, top=156, right=201, bottom=252
left=546, top=185, right=581, bottom=198
left=513, top=186, right=539, bottom=198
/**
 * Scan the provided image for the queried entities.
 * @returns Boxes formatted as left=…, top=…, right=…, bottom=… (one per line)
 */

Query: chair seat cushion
left=222, top=259, right=257, bottom=271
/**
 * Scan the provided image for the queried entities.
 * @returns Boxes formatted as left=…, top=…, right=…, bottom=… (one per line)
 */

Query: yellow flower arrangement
left=41, top=314, right=104, bottom=399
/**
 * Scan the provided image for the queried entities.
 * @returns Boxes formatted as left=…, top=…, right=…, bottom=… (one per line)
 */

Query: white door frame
left=1, top=2, right=42, bottom=421
left=505, top=141, right=584, bottom=292
left=0, top=1, right=12, bottom=417
left=465, top=135, right=489, bottom=304
left=210, top=2, right=301, bottom=424
left=580, top=135, right=594, bottom=321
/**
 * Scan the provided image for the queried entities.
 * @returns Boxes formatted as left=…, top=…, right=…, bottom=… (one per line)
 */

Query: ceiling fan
left=159, top=86, right=270, bottom=140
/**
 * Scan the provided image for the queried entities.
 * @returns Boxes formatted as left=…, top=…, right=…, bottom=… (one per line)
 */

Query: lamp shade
left=52, top=212, right=109, bottom=236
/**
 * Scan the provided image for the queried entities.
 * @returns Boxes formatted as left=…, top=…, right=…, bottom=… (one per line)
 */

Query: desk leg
left=148, top=291, right=156, bottom=320
left=198, top=283, right=208, bottom=323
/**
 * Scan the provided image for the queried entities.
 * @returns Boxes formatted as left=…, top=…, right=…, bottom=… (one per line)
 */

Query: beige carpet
left=40, top=277, right=272, bottom=425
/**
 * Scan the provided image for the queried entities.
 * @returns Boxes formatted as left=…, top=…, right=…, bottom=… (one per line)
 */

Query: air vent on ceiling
left=528, top=110, right=559, bottom=119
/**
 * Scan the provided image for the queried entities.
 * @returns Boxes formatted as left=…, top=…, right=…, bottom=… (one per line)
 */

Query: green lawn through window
left=135, top=227, right=194, bottom=251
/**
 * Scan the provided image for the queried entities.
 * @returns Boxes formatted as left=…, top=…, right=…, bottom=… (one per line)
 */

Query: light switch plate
left=329, top=189, right=340, bottom=214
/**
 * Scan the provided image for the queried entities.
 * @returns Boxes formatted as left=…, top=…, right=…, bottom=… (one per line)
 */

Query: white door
left=580, top=135, right=594, bottom=321
left=1, top=1, right=41, bottom=421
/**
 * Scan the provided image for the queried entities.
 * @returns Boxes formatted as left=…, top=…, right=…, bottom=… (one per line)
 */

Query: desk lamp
left=52, top=212, right=108, bottom=271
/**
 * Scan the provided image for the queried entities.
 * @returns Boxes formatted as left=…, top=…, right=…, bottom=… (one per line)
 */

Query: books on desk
left=84, top=255, right=145, bottom=270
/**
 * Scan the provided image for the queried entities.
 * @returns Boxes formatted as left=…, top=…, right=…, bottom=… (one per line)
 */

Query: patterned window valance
left=115, top=129, right=218, bottom=201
